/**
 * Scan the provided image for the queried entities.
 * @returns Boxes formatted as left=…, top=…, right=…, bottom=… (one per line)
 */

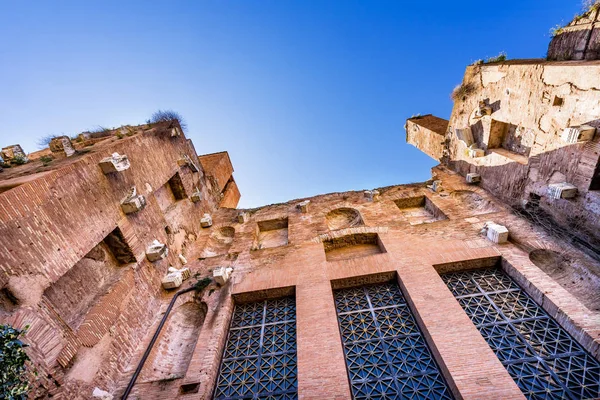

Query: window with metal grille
left=214, top=297, right=297, bottom=399
left=442, top=267, right=600, bottom=399
left=334, top=281, right=454, bottom=399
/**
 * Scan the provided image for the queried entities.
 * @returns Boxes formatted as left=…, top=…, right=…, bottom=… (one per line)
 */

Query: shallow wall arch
left=450, top=190, right=500, bottom=215
left=139, top=301, right=207, bottom=382
left=326, top=208, right=364, bottom=231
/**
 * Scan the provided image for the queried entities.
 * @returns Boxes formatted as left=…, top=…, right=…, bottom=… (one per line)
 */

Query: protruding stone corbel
left=99, top=152, right=130, bottom=174
left=364, top=190, right=380, bottom=202
left=146, top=239, right=168, bottom=262
left=483, top=221, right=508, bottom=244
left=547, top=182, right=578, bottom=199
left=120, top=186, right=146, bottom=214
left=466, top=173, right=481, bottom=184
left=466, top=145, right=485, bottom=158
left=49, top=136, right=76, bottom=157
left=190, top=188, right=202, bottom=203
left=161, top=266, right=191, bottom=289
left=179, top=254, right=187, bottom=265
left=297, top=200, right=310, bottom=213
left=171, top=127, right=182, bottom=137
left=560, top=125, right=596, bottom=143
left=474, top=100, right=492, bottom=119
left=177, top=154, right=200, bottom=172
left=237, top=212, right=248, bottom=224
left=213, top=266, right=233, bottom=285
left=201, top=213, right=213, bottom=228
left=1, top=145, right=28, bottom=164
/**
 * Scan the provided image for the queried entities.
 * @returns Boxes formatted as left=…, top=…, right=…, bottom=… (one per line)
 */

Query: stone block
left=484, top=222, right=509, bottom=244
left=560, top=125, right=596, bottom=143
left=466, top=173, right=481, bottom=184
left=171, top=127, right=182, bottom=137
left=237, top=212, right=249, bottom=224
left=161, top=266, right=191, bottom=289
left=179, top=254, right=188, bottom=265
left=474, top=101, right=492, bottom=118
left=201, top=213, right=213, bottom=228
left=466, top=145, right=485, bottom=158
left=547, top=182, right=578, bottom=199
left=431, top=180, right=442, bottom=192
left=146, top=240, right=168, bottom=262
left=364, top=190, right=380, bottom=202
left=1, top=145, right=28, bottom=164
left=49, top=136, right=76, bottom=157
left=99, top=153, right=130, bottom=174
left=297, top=200, right=310, bottom=213
left=178, top=154, right=200, bottom=172
left=92, top=388, right=113, bottom=400
left=213, top=266, right=233, bottom=285
left=120, top=186, right=146, bottom=214
left=190, top=188, right=202, bottom=203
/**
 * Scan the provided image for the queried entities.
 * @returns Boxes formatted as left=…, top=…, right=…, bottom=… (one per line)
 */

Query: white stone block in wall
left=146, top=239, right=168, bottom=262
left=560, top=125, right=596, bottom=143
left=364, top=190, right=380, bottom=202
left=431, top=180, right=442, bottom=192
left=201, top=213, right=213, bottom=228
left=466, top=145, right=485, bottom=158
left=484, top=222, right=509, bottom=244
left=92, top=388, right=113, bottom=400
left=190, top=188, right=202, bottom=203
left=179, top=254, right=188, bottom=265
left=171, top=127, right=182, bottom=137
left=466, top=173, right=481, bottom=183
left=547, top=182, right=578, bottom=199
left=161, top=273, right=183, bottom=289
left=213, top=266, right=233, bottom=286
left=297, top=200, right=310, bottom=213
left=237, top=212, right=248, bottom=224
left=474, top=101, right=492, bottom=118
left=99, top=153, right=130, bottom=174
left=456, top=127, right=474, bottom=146
left=120, top=186, right=146, bottom=214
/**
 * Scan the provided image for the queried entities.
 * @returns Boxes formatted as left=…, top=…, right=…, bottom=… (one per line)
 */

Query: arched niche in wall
left=202, top=226, right=235, bottom=257
left=139, top=301, right=208, bottom=383
left=326, top=208, right=364, bottom=231
left=529, top=249, right=600, bottom=312
left=449, top=190, right=500, bottom=215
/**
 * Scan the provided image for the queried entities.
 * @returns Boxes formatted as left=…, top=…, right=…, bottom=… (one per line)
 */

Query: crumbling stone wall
left=548, top=5, right=600, bottom=60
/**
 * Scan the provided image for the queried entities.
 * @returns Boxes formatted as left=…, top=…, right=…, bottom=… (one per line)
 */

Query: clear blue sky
left=0, top=1, right=582, bottom=207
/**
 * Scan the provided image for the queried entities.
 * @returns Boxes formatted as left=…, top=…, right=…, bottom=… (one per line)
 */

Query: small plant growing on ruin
left=450, top=82, right=476, bottom=101
left=12, top=154, right=28, bottom=165
left=550, top=24, right=565, bottom=37
left=192, top=276, right=212, bottom=292
left=36, top=134, right=57, bottom=150
left=116, top=132, right=124, bottom=139
left=149, top=109, right=188, bottom=132
left=485, top=52, right=507, bottom=63
left=0, top=324, right=32, bottom=399
left=39, top=155, right=53, bottom=166
left=90, top=126, right=111, bottom=134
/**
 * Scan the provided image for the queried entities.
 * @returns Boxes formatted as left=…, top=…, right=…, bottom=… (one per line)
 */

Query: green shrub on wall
left=0, top=325, right=31, bottom=400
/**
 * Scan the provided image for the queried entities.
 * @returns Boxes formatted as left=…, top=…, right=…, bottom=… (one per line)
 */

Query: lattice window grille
left=442, top=268, right=600, bottom=400
left=334, top=281, right=454, bottom=400
left=214, top=297, right=298, bottom=400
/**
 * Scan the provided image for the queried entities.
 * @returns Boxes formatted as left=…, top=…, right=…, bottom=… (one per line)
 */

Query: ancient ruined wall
left=548, top=5, right=600, bottom=61
left=118, top=165, right=600, bottom=399
left=406, top=114, right=448, bottom=161
left=444, top=60, right=600, bottom=252
left=0, top=123, right=230, bottom=398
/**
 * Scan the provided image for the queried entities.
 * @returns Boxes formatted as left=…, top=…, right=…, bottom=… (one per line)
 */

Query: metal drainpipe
left=121, top=286, right=197, bottom=400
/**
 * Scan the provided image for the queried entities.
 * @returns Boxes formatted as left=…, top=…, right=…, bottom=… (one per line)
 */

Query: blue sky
left=0, top=1, right=582, bottom=207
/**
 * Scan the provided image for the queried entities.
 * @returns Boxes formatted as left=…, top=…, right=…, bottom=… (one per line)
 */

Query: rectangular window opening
left=213, top=295, right=298, bottom=399
left=441, top=266, right=600, bottom=399
left=324, top=233, right=386, bottom=262
left=253, top=218, right=289, bottom=250
left=333, top=277, right=454, bottom=399
left=168, top=172, right=187, bottom=200
left=394, top=195, right=447, bottom=225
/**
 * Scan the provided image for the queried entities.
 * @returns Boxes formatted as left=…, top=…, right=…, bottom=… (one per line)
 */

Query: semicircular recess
left=139, top=301, right=207, bottom=383
left=326, top=208, right=364, bottom=231
left=529, top=249, right=600, bottom=312
left=450, top=190, right=500, bottom=215
left=202, top=226, right=235, bottom=257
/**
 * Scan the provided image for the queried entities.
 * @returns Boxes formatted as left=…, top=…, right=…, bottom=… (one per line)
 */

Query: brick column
left=296, top=281, right=351, bottom=399
left=396, top=262, right=525, bottom=400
